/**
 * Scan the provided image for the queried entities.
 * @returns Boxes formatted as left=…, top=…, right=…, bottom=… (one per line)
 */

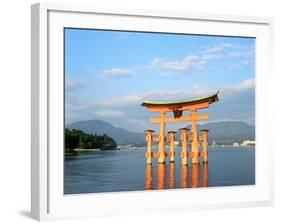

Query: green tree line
left=65, top=128, right=117, bottom=153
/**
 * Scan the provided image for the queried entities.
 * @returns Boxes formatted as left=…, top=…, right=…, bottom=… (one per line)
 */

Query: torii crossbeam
left=141, top=91, right=219, bottom=165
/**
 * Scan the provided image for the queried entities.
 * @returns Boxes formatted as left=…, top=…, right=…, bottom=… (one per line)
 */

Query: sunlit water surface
left=64, top=147, right=255, bottom=194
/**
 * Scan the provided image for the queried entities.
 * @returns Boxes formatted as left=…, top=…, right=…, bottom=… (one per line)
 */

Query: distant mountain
left=66, top=120, right=255, bottom=146
left=66, top=120, right=146, bottom=145
left=183, top=121, right=255, bottom=144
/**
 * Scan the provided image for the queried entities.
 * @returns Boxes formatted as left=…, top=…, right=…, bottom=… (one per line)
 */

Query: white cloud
left=93, top=110, right=124, bottom=117
left=141, top=78, right=254, bottom=101
left=65, top=78, right=255, bottom=128
left=202, top=43, right=234, bottom=54
left=201, top=53, right=223, bottom=60
left=242, top=60, right=250, bottom=65
left=228, top=44, right=255, bottom=59
left=68, top=78, right=255, bottom=113
left=89, top=95, right=143, bottom=108
left=233, top=78, right=255, bottom=91
left=151, top=43, right=236, bottom=74
left=99, top=68, right=135, bottom=78
left=84, top=78, right=255, bottom=109
left=229, top=63, right=242, bottom=70
left=65, top=79, right=87, bottom=90
left=151, top=55, right=206, bottom=73
left=65, top=79, right=87, bottom=105
left=228, top=51, right=243, bottom=58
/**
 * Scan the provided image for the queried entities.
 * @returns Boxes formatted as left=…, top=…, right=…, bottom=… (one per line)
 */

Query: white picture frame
left=31, top=2, right=274, bottom=221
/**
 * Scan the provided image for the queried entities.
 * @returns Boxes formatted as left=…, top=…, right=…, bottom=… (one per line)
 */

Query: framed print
left=31, top=2, right=274, bottom=221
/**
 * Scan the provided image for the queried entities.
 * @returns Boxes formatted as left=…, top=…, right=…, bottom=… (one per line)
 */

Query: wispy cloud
left=151, top=42, right=254, bottom=74
left=142, top=78, right=254, bottom=101
left=94, top=109, right=124, bottom=117
left=150, top=43, right=232, bottom=74
left=99, top=68, right=135, bottom=78
left=151, top=55, right=207, bottom=74
left=65, top=79, right=87, bottom=90
left=231, top=78, right=255, bottom=91
left=202, top=43, right=234, bottom=54
left=229, top=63, right=241, bottom=70
left=226, top=44, right=255, bottom=69
left=228, top=51, right=243, bottom=58
left=65, top=78, right=255, bottom=130
left=85, top=95, right=143, bottom=109
left=65, top=78, right=87, bottom=104
left=71, top=78, right=255, bottom=111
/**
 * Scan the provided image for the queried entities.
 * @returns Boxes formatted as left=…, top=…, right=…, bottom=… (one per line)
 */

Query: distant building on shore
left=241, top=140, right=255, bottom=147
left=233, top=142, right=240, bottom=147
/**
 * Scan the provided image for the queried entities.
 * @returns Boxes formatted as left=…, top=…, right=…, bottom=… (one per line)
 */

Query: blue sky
left=65, top=28, right=255, bottom=132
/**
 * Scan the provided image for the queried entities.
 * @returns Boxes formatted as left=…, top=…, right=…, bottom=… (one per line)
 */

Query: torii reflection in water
left=145, top=163, right=208, bottom=190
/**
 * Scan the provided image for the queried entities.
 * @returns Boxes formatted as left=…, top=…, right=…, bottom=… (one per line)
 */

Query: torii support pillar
left=201, top=129, right=209, bottom=163
left=168, top=131, right=176, bottom=163
left=169, top=163, right=175, bottom=188
left=180, top=128, right=189, bottom=166
left=145, top=164, right=153, bottom=190
left=181, top=165, right=188, bottom=188
left=145, top=130, right=154, bottom=165
left=202, top=163, right=208, bottom=187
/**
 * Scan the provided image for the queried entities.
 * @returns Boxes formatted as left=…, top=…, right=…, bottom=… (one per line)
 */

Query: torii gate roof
left=141, top=91, right=219, bottom=108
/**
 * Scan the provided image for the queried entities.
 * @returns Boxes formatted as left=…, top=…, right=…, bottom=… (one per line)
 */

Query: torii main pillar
left=158, top=111, right=166, bottom=164
left=191, top=109, right=200, bottom=164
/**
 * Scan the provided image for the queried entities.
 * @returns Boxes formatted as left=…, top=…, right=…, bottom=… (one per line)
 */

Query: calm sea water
left=64, top=147, right=255, bottom=194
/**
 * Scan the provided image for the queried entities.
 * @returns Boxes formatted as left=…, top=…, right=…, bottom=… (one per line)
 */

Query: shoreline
left=74, top=148, right=101, bottom=152
left=65, top=146, right=255, bottom=156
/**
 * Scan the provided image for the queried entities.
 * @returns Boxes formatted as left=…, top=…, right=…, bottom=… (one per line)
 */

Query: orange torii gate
left=141, top=91, right=219, bottom=165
